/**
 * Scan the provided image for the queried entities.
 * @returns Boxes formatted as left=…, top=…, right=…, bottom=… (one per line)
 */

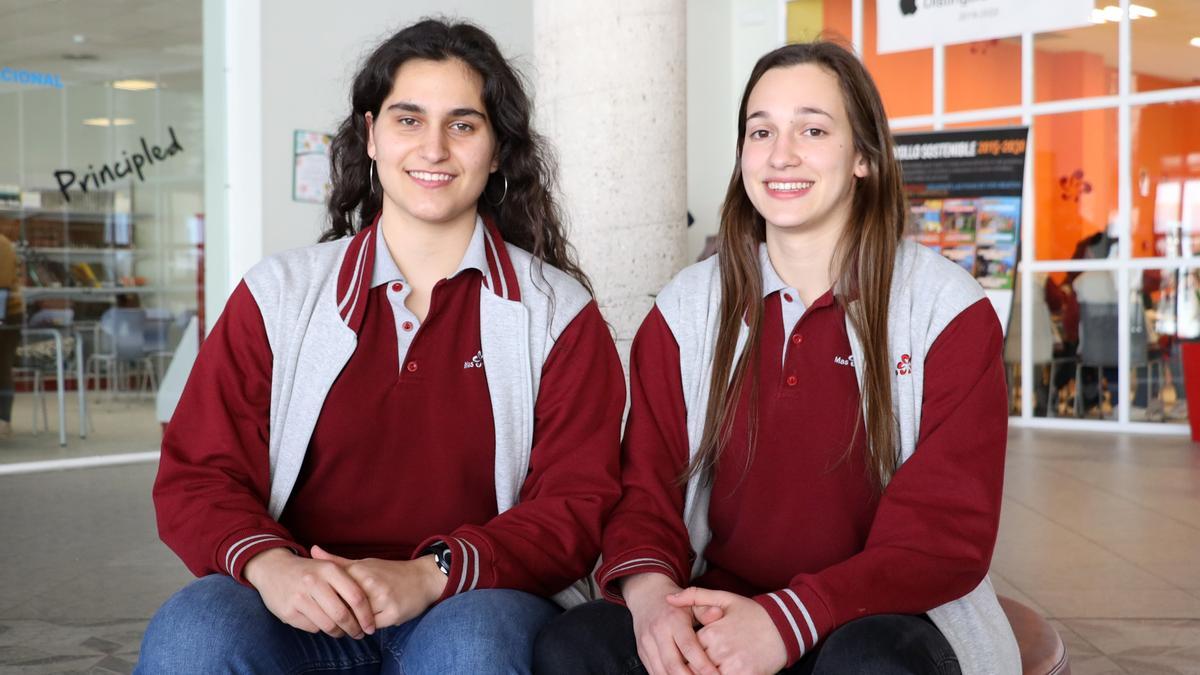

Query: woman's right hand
left=243, top=547, right=376, bottom=639
left=622, top=572, right=720, bottom=675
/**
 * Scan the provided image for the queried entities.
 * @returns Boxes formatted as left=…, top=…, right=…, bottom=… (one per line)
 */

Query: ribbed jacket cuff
left=415, top=534, right=488, bottom=602
left=219, top=530, right=305, bottom=585
left=753, top=586, right=831, bottom=666
left=595, top=548, right=687, bottom=604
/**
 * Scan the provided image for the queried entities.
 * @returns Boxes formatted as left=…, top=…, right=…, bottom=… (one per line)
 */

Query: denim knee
left=396, top=589, right=560, bottom=673
left=136, top=575, right=277, bottom=674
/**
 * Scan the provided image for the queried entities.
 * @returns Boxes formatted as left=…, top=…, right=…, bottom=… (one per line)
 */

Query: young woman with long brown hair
left=138, top=19, right=624, bottom=674
left=535, top=41, right=1019, bottom=675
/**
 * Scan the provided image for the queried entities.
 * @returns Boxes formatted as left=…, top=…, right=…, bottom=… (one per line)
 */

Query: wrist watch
left=422, top=542, right=452, bottom=576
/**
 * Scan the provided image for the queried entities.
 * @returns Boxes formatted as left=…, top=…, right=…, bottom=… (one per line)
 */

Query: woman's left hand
left=311, top=545, right=448, bottom=628
left=666, top=587, right=787, bottom=675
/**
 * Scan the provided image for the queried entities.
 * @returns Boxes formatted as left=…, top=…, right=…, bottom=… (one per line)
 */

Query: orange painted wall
left=794, top=3, right=1196, bottom=264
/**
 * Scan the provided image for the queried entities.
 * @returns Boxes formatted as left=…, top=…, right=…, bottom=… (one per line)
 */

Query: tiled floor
left=0, top=427, right=1197, bottom=673
left=992, top=428, right=1200, bottom=674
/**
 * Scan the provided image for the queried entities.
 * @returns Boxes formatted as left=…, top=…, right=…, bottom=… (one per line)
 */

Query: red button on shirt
left=783, top=293, right=794, bottom=303
left=792, top=334, right=803, bottom=345
left=402, top=321, right=414, bottom=332
left=786, top=375, right=798, bottom=386
left=407, top=361, right=418, bottom=372
left=391, top=282, right=404, bottom=293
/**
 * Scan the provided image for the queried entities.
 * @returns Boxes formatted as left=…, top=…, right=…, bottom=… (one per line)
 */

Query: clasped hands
left=243, top=545, right=447, bottom=639
left=624, top=573, right=788, bottom=675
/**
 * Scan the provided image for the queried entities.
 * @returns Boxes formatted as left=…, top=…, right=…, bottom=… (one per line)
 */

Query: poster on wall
left=877, top=0, right=1095, bottom=54
left=895, top=126, right=1029, bottom=336
left=293, top=130, right=333, bottom=204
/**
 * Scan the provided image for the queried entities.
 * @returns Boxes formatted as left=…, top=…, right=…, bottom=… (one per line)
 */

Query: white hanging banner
left=877, top=0, right=1096, bottom=55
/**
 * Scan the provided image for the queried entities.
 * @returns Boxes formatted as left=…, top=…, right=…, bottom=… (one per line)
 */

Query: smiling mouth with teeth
left=766, top=181, right=814, bottom=191
left=407, top=170, right=455, bottom=183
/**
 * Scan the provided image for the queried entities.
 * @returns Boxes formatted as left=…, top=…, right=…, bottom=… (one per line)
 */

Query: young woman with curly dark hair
left=139, top=19, right=623, bottom=674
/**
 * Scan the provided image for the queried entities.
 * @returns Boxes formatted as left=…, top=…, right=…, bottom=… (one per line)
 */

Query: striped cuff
left=753, top=588, right=826, bottom=666
left=417, top=535, right=486, bottom=602
left=596, top=552, right=684, bottom=603
left=221, top=532, right=303, bottom=584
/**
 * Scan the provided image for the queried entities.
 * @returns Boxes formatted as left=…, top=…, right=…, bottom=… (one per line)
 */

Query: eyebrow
left=385, top=101, right=487, bottom=120
left=745, top=106, right=834, bottom=122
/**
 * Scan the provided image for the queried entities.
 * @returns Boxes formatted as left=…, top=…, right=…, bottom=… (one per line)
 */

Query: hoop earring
left=489, top=174, right=508, bottom=207
left=369, top=160, right=377, bottom=195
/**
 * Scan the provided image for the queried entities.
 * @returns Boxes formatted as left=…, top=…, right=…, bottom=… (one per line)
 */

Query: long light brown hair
left=688, top=41, right=906, bottom=492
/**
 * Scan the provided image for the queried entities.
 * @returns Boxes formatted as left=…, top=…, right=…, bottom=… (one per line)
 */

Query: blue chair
left=87, top=308, right=157, bottom=397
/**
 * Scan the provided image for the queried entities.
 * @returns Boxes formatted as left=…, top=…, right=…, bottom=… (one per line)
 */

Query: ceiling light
left=1130, top=4, right=1157, bottom=19
left=83, top=117, right=136, bottom=127
left=1191, top=37, right=1200, bottom=48
left=1091, top=4, right=1157, bottom=23
left=112, top=79, right=157, bottom=91
left=72, top=34, right=85, bottom=44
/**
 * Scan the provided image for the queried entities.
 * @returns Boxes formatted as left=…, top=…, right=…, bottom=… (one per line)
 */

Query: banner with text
left=878, top=0, right=1094, bottom=55
left=896, top=126, right=1029, bottom=335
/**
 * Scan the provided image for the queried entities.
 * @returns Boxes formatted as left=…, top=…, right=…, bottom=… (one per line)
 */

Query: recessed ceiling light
left=1191, top=37, right=1200, bottom=48
left=1092, top=4, right=1158, bottom=23
left=72, top=34, right=85, bottom=44
left=83, top=117, right=136, bottom=127
left=112, top=79, right=157, bottom=91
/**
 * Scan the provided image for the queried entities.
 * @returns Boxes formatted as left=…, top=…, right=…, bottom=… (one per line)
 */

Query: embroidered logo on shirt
left=896, top=353, right=912, bottom=376
left=463, top=351, right=484, bottom=369
left=834, top=354, right=856, bottom=367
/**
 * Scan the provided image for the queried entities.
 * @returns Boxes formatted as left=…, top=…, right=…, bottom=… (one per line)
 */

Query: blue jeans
left=137, top=575, right=560, bottom=674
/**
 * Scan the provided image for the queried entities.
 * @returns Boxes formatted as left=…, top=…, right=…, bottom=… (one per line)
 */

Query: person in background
left=138, top=19, right=623, bottom=674
left=536, top=41, right=1018, bottom=675
left=0, top=233, right=25, bottom=438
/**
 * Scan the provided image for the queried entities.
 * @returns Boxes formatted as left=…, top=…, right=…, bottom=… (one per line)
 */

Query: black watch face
left=435, top=546, right=452, bottom=575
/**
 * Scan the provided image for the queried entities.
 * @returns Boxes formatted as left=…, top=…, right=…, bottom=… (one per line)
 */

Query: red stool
left=997, top=595, right=1070, bottom=675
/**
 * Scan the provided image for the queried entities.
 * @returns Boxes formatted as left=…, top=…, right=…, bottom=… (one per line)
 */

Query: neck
left=378, top=202, right=477, bottom=285
left=764, top=216, right=845, bottom=306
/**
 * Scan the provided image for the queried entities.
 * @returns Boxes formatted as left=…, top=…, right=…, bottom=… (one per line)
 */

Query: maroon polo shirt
left=698, top=288, right=878, bottom=596
left=280, top=265, right=496, bottom=561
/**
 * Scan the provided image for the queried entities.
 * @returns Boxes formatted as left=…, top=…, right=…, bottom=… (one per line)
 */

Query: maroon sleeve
left=753, top=299, right=1008, bottom=665
left=152, top=281, right=304, bottom=584
left=414, top=300, right=624, bottom=599
left=594, top=305, right=694, bottom=602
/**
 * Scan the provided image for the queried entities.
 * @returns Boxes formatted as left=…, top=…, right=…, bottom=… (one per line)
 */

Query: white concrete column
left=533, top=0, right=688, bottom=364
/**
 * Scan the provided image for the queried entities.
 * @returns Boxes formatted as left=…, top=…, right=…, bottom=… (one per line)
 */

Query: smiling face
left=366, top=57, right=498, bottom=230
left=740, top=63, right=868, bottom=237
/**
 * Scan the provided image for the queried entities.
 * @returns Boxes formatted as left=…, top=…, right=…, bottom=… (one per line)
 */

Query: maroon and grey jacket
left=599, top=242, right=1021, bottom=674
left=153, top=217, right=623, bottom=608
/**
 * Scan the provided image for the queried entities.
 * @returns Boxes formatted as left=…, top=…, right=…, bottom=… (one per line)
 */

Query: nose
left=767, top=132, right=801, bottom=170
left=419, top=127, right=450, bottom=163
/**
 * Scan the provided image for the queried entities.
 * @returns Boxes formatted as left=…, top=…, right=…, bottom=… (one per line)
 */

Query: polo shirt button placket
left=785, top=374, right=798, bottom=387
left=407, top=361, right=419, bottom=373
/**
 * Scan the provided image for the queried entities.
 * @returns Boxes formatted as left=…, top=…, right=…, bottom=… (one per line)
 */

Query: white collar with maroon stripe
left=334, top=213, right=521, bottom=333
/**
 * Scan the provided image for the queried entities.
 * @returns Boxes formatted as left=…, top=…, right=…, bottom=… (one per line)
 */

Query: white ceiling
left=1033, top=0, right=1199, bottom=85
left=0, top=0, right=202, bottom=88
left=0, top=0, right=1195, bottom=92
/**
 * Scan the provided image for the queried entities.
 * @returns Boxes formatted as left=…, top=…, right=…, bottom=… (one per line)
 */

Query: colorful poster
left=896, top=127, right=1029, bottom=334
left=293, top=130, right=333, bottom=204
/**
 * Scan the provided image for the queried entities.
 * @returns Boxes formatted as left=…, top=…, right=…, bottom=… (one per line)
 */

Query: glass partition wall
left=788, top=0, right=1200, bottom=432
left=0, top=0, right=203, bottom=461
